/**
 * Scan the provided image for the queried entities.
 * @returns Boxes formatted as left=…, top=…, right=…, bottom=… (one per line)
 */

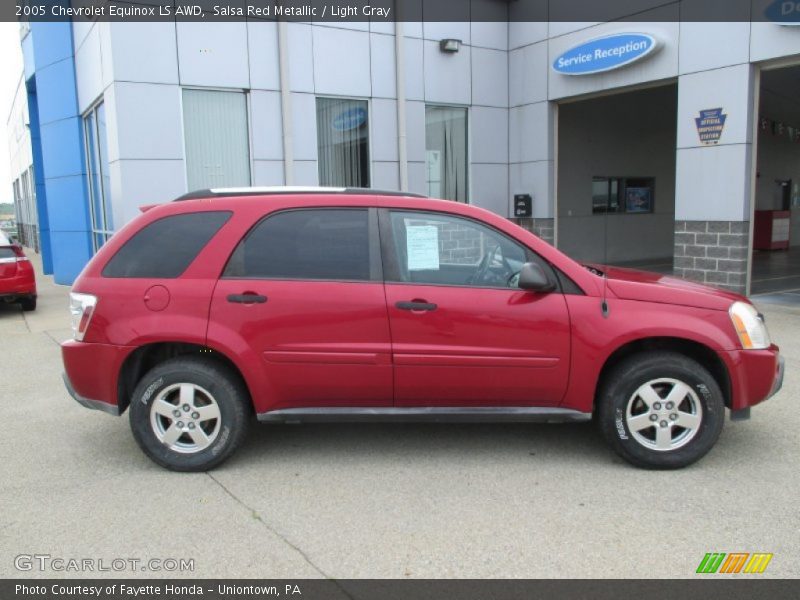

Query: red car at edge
left=0, top=232, right=37, bottom=312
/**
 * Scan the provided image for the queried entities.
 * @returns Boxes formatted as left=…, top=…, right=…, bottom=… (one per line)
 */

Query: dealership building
left=7, top=12, right=800, bottom=294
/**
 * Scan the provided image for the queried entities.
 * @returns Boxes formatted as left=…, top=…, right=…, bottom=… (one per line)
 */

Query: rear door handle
left=227, top=293, right=268, bottom=304
left=396, top=301, right=437, bottom=311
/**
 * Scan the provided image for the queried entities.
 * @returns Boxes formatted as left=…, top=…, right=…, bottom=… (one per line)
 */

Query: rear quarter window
left=102, top=211, right=231, bottom=278
left=0, top=248, right=16, bottom=261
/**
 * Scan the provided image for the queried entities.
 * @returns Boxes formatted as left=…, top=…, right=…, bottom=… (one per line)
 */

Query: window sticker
left=406, top=225, right=440, bottom=271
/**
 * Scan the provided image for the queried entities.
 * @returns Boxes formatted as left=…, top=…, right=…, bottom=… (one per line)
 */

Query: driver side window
left=386, top=211, right=528, bottom=288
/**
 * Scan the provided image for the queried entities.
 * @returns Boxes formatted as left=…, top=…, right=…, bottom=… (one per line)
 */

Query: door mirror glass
left=518, top=262, right=555, bottom=292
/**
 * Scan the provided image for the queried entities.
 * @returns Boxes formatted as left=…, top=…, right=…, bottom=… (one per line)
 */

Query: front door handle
left=227, top=293, right=268, bottom=304
left=396, top=300, right=437, bottom=312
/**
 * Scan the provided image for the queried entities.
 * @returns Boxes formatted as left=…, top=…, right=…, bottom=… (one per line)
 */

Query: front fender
left=561, top=295, right=736, bottom=412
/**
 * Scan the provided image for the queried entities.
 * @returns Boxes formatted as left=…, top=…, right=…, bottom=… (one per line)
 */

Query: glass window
left=316, top=98, right=370, bottom=188
left=224, top=209, right=371, bottom=281
left=102, top=212, right=231, bottom=278
left=183, top=89, right=251, bottom=191
left=84, top=101, right=113, bottom=251
left=591, top=177, right=621, bottom=214
left=387, top=211, right=528, bottom=288
left=624, top=178, right=655, bottom=213
left=592, top=177, right=653, bottom=214
left=426, top=106, right=468, bottom=202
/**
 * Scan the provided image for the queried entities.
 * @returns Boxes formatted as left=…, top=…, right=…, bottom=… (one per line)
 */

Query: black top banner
left=4, top=0, right=800, bottom=22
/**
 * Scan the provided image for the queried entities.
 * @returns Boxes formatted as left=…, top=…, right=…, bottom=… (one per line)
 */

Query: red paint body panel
left=384, top=284, right=570, bottom=406
left=560, top=295, right=744, bottom=412
left=62, top=339, right=132, bottom=409
left=598, top=264, right=742, bottom=311
left=721, top=346, right=782, bottom=410
left=209, top=279, right=392, bottom=412
left=61, top=193, right=782, bottom=419
left=0, top=246, right=36, bottom=298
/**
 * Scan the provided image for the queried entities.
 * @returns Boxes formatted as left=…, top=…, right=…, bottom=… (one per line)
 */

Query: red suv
left=62, top=188, right=784, bottom=471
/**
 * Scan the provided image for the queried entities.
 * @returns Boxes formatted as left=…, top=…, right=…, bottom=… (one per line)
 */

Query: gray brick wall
left=673, top=221, right=749, bottom=293
left=511, top=218, right=555, bottom=245
left=436, top=221, right=484, bottom=264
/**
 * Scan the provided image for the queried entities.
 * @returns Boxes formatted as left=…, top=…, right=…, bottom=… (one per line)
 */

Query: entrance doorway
left=752, top=65, right=800, bottom=301
left=556, top=83, right=678, bottom=273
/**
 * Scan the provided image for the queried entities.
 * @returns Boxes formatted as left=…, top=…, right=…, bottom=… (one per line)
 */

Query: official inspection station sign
left=695, top=108, right=728, bottom=145
left=552, top=33, right=659, bottom=75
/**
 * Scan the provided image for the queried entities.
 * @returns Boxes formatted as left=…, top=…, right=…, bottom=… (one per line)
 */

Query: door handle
left=396, top=300, right=437, bottom=312
left=227, top=293, right=268, bottom=304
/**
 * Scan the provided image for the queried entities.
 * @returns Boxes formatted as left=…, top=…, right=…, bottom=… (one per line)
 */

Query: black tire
left=20, top=296, right=36, bottom=311
left=597, top=351, right=725, bottom=469
left=129, top=357, right=250, bottom=472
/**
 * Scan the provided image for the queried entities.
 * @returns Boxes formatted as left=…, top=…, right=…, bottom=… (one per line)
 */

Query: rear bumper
left=0, top=292, right=36, bottom=302
left=0, top=273, right=36, bottom=298
left=723, top=345, right=784, bottom=411
left=61, top=339, right=131, bottom=416
left=62, top=372, right=120, bottom=416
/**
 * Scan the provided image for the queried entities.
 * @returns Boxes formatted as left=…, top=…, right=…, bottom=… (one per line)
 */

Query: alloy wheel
left=625, top=378, right=703, bottom=452
left=149, top=383, right=222, bottom=453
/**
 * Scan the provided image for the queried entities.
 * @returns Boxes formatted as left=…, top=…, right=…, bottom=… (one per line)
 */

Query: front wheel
left=129, top=357, right=250, bottom=471
left=598, top=352, right=725, bottom=469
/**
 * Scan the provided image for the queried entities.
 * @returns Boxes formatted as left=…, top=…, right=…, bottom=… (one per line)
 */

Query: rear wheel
left=598, top=352, right=725, bottom=469
left=129, top=357, right=250, bottom=471
left=20, top=296, right=36, bottom=311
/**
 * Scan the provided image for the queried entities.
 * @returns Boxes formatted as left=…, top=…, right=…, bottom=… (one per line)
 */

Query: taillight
left=69, top=292, right=98, bottom=341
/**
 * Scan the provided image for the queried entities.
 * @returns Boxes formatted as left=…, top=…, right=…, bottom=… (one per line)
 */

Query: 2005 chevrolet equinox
left=62, top=188, right=784, bottom=471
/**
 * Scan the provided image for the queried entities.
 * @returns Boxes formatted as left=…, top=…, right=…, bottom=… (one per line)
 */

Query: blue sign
left=332, top=107, right=367, bottom=131
left=695, top=108, right=727, bottom=145
left=552, top=33, right=659, bottom=75
left=765, top=1, right=800, bottom=24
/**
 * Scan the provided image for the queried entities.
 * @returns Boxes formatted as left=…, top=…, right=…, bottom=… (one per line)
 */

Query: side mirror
left=518, top=262, right=555, bottom=293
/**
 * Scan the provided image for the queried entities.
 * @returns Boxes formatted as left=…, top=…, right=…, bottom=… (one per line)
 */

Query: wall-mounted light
left=439, top=39, right=461, bottom=53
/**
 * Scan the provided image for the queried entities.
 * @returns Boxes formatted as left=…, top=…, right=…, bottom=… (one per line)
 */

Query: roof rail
left=173, top=186, right=427, bottom=202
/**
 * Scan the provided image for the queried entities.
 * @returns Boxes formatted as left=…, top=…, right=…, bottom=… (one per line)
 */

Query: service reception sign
left=552, top=33, right=659, bottom=75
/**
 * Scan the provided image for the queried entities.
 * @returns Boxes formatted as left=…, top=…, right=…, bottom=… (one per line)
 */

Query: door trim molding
left=393, top=354, right=559, bottom=367
left=256, top=406, right=591, bottom=423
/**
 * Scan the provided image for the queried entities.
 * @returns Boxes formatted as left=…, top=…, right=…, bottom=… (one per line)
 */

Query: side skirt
left=256, top=407, right=592, bottom=424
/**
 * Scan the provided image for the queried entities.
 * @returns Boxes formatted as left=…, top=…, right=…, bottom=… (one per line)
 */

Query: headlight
left=69, top=292, right=97, bottom=341
left=729, top=301, right=770, bottom=350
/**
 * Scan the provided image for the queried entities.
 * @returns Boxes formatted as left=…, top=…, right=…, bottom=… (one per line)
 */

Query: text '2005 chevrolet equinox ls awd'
left=62, top=188, right=784, bottom=471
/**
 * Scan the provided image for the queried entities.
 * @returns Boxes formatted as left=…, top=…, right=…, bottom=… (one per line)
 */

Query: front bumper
left=769, top=355, right=785, bottom=399
left=723, top=345, right=784, bottom=411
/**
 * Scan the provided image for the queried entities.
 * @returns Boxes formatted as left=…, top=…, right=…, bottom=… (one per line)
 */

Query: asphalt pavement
left=1, top=252, right=797, bottom=579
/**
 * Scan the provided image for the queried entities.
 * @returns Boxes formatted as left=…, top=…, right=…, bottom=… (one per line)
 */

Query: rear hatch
left=0, top=246, right=19, bottom=279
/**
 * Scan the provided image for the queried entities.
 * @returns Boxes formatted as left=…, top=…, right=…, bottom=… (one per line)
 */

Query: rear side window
left=103, top=211, right=231, bottom=278
left=224, top=209, right=370, bottom=281
left=0, top=247, right=16, bottom=261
